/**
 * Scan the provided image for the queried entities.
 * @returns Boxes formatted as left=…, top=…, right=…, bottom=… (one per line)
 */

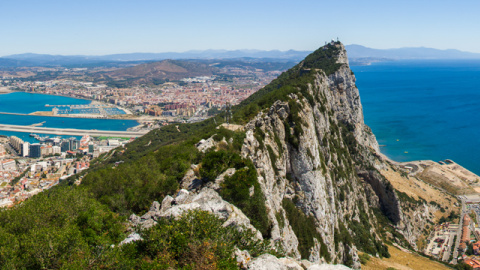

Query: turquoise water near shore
left=0, top=92, right=90, bottom=114
left=0, top=92, right=138, bottom=142
left=351, top=60, right=480, bottom=175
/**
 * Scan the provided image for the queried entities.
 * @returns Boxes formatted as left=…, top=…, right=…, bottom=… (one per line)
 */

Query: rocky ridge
left=123, top=41, right=452, bottom=269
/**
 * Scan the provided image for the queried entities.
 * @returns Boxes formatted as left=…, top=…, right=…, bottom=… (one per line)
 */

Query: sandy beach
left=0, top=87, right=11, bottom=94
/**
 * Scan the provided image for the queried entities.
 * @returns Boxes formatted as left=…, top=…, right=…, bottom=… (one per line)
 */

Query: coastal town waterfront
left=0, top=134, right=134, bottom=208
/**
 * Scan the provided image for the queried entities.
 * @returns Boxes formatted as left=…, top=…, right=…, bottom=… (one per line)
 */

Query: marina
left=0, top=92, right=140, bottom=139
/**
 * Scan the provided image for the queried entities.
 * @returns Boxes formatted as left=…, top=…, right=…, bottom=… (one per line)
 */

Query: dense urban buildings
left=0, top=134, right=134, bottom=208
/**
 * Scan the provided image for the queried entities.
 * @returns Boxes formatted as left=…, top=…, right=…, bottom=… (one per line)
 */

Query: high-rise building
left=61, top=140, right=70, bottom=152
left=9, top=136, right=24, bottom=153
left=69, top=138, right=78, bottom=151
left=88, top=144, right=94, bottom=154
left=21, top=142, right=30, bottom=157
left=29, top=143, right=42, bottom=158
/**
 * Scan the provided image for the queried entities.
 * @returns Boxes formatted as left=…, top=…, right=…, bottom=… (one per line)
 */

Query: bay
left=351, top=60, right=480, bottom=175
left=0, top=92, right=139, bottom=142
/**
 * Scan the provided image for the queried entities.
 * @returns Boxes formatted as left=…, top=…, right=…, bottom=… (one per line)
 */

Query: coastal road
left=452, top=199, right=466, bottom=264
left=0, top=124, right=149, bottom=137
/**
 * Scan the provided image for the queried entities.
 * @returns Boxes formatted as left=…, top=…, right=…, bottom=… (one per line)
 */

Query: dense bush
left=114, top=210, right=268, bottom=269
left=220, top=165, right=271, bottom=238
left=81, top=142, right=200, bottom=215
left=282, top=198, right=330, bottom=261
left=200, top=150, right=243, bottom=182
left=0, top=202, right=268, bottom=269
left=0, top=187, right=124, bottom=269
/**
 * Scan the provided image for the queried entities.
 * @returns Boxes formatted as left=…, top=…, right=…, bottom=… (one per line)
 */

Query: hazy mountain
left=0, top=58, right=33, bottom=67
left=346, top=44, right=480, bottom=60
left=99, top=59, right=216, bottom=86
left=3, top=45, right=479, bottom=68
left=1, top=50, right=310, bottom=67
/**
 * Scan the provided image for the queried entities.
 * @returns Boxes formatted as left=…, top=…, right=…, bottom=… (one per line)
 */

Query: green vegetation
left=466, top=242, right=474, bottom=256
left=439, top=210, right=459, bottom=224
left=0, top=41, right=398, bottom=268
left=0, top=199, right=267, bottom=269
left=117, top=210, right=268, bottom=269
left=220, top=165, right=271, bottom=238
left=0, top=187, right=124, bottom=269
left=10, top=168, right=28, bottom=186
left=454, top=262, right=474, bottom=270
left=282, top=198, right=330, bottom=261
left=200, top=150, right=243, bottom=182
left=358, top=253, right=370, bottom=265
left=266, top=144, right=278, bottom=173
left=232, top=42, right=343, bottom=125
left=82, top=142, right=200, bottom=215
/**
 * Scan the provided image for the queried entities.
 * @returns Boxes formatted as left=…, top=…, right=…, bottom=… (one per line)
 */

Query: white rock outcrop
left=128, top=187, right=263, bottom=240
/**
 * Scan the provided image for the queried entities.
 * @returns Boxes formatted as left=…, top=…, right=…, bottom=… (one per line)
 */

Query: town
left=0, top=134, right=133, bottom=208
left=0, top=62, right=289, bottom=208
left=0, top=63, right=283, bottom=123
left=425, top=195, right=480, bottom=268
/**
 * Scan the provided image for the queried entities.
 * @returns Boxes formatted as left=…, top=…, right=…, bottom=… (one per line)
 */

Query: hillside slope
left=100, top=59, right=215, bottom=85
left=0, top=42, right=458, bottom=269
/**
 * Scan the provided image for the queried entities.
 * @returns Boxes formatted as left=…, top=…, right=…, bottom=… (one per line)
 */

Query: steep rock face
left=238, top=42, right=428, bottom=267
left=126, top=42, right=438, bottom=268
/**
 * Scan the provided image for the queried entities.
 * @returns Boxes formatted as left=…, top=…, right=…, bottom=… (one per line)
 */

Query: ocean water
left=0, top=92, right=138, bottom=142
left=351, top=60, right=480, bottom=175
left=0, top=92, right=90, bottom=114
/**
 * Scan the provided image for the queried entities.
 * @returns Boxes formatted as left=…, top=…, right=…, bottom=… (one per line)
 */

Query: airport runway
left=0, top=124, right=148, bottom=137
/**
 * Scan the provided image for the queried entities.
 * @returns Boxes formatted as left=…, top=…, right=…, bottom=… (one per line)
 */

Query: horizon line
left=2, top=44, right=480, bottom=58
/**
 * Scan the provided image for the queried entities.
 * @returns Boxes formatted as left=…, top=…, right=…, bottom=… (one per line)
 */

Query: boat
left=30, top=133, right=37, bottom=137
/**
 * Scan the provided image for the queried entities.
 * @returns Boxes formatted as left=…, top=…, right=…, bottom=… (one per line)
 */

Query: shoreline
left=0, top=111, right=140, bottom=123
left=0, top=87, right=12, bottom=94
left=7, top=91, right=166, bottom=124
left=376, top=149, right=480, bottom=196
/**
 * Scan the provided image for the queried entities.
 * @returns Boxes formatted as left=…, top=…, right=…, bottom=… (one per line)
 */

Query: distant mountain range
left=1, top=45, right=480, bottom=68
left=345, top=44, right=480, bottom=60
left=0, top=50, right=310, bottom=68
left=98, top=59, right=216, bottom=86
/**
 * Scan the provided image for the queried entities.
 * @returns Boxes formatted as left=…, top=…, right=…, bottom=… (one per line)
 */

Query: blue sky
left=0, top=0, right=479, bottom=56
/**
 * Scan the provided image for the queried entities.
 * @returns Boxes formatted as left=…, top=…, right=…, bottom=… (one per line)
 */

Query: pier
left=0, top=124, right=148, bottom=137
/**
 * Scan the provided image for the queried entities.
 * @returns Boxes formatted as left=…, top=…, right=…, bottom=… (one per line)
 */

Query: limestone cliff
left=126, top=42, right=454, bottom=269
left=230, top=41, right=447, bottom=267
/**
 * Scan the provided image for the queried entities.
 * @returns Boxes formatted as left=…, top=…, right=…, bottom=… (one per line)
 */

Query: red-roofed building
left=474, top=242, right=480, bottom=255
left=460, top=214, right=471, bottom=251
left=465, top=258, right=480, bottom=269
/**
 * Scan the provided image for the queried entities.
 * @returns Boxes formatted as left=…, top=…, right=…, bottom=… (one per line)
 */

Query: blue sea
left=0, top=92, right=138, bottom=142
left=351, top=60, right=480, bottom=175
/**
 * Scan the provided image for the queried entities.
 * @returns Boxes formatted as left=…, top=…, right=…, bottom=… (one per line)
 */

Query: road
left=452, top=199, right=466, bottom=264
left=0, top=124, right=149, bottom=137
left=442, top=230, right=456, bottom=262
